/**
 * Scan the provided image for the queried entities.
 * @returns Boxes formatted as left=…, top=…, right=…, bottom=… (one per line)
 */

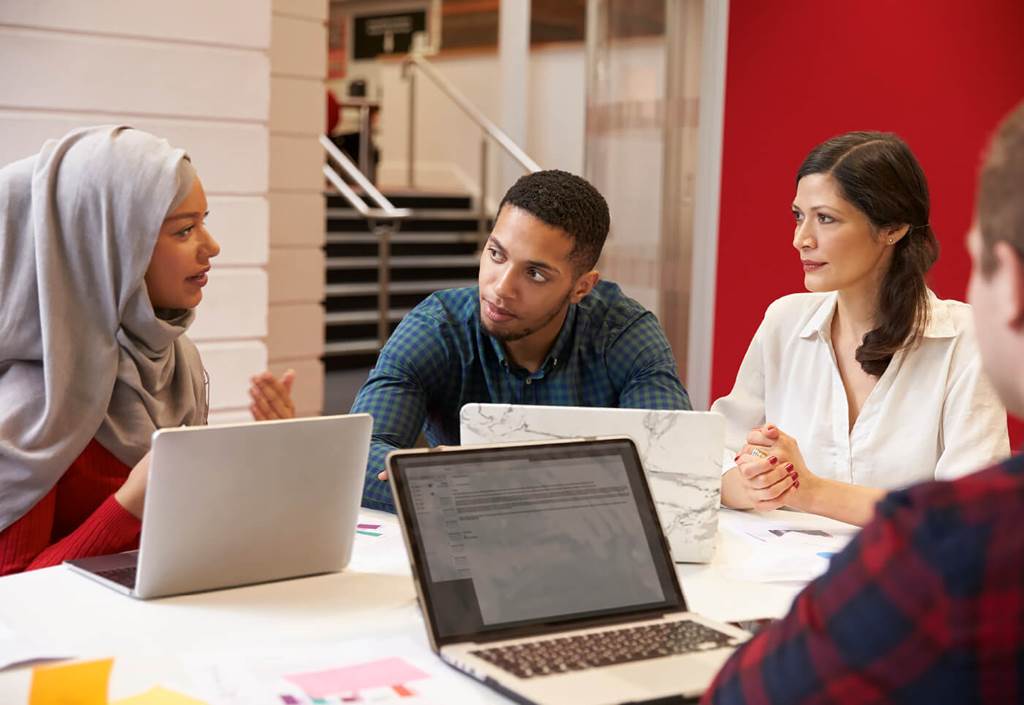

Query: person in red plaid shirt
left=703, top=101, right=1024, bottom=704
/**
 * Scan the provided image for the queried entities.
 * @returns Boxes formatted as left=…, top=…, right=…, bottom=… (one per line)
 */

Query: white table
left=0, top=508, right=856, bottom=702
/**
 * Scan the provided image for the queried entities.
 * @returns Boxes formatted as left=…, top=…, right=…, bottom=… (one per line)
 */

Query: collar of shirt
left=798, top=289, right=957, bottom=341
left=487, top=302, right=577, bottom=379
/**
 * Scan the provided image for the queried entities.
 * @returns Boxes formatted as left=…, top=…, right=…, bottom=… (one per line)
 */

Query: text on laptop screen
left=392, top=440, right=684, bottom=641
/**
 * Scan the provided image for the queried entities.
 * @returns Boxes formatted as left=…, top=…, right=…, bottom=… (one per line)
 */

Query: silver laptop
left=387, top=437, right=748, bottom=705
left=65, top=414, right=372, bottom=599
left=461, top=404, right=723, bottom=563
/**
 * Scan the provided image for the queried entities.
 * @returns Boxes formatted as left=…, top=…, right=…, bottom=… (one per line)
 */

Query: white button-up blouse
left=711, top=291, right=1010, bottom=489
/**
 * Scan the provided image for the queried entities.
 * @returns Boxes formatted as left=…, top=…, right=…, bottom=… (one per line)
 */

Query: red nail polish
left=786, top=463, right=794, bottom=471
left=768, top=456, right=777, bottom=465
left=794, top=480, right=800, bottom=488
left=734, top=454, right=740, bottom=461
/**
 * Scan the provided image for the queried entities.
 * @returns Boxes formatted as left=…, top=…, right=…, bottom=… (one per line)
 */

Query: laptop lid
left=387, top=438, right=687, bottom=651
left=132, top=413, right=372, bottom=598
left=460, top=404, right=724, bottom=563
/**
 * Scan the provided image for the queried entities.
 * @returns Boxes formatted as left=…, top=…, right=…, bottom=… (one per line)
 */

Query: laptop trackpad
left=606, top=650, right=734, bottom=697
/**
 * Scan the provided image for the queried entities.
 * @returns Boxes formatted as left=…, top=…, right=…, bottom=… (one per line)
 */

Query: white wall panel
left=0, top=5, right=277, bottom=433
left=270, top=358, right=323, bottom=416
left=208, top=410, right=258, bottom=426
left=197, top=341, right=268, bottom=410
left=0, top=112, right=268, bottom=194
left=267, top=0, right=325, bottom=416
left=0, top=28, right=269, bottom=121
left=206, top=196, right=270, bottom=266
left=190, top=270, right=269, bottom=341
left=269, top=192, right=325, bottom=247
left=0, top=0, right=271, bottom=48
left=268, top=303, right=325, bottom=361
left=269, top=134, right=324, bottom=191
left=271, top=76, right=323, bottom=135
left=273, top=0, right=327, bottom=22
left=268, top=248, right=325, bottom=304
left=270, top=14, right=326, bottom=79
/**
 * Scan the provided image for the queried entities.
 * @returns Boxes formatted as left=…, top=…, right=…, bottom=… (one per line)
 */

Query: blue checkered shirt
left=351, top=280, right=692, bottom=511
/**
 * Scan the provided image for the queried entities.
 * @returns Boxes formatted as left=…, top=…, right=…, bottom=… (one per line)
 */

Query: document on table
left=721, top=510, right=858, bottom=584
left=185, top=634, right=490, bottom=705
left=0, top=619, right=72, bottom=670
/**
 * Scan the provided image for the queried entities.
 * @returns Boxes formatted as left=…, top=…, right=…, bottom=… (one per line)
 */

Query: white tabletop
left=0, top=508, right=857, bottom=702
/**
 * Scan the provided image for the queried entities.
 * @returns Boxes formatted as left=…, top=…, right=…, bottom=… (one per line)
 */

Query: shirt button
left=525, top=378, right=532, bottom=385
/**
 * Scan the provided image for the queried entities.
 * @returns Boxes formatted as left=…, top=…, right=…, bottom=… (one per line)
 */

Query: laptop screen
left=389, top=438, right=686, bottom=645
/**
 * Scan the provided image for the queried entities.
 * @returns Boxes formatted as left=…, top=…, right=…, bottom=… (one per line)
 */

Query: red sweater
left=0, top=439, right=141, bottom=576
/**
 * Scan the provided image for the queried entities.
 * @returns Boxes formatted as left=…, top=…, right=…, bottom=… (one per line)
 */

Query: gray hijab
left=0, top=125, right=207, bottom=532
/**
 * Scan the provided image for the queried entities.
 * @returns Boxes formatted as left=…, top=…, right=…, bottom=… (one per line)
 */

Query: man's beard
left=481, top=292, right=572, bottom=343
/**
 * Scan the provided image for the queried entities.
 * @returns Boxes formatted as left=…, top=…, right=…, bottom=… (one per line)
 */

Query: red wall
left=712, top=0, right=1024, bottom=445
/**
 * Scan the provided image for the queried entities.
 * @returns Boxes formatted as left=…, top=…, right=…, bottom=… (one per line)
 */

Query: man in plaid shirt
left=352, top=170, right=691, bottom=512
left=703, top=103, right=1024, bottom=704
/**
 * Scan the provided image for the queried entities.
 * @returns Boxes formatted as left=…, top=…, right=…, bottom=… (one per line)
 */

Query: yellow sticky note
left=111, top=686, right=209, bottom=705
left=29, top=658, right=113, bottom=705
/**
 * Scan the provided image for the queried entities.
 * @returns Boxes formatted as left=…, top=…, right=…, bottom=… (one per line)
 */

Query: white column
left=499, top=0, right=532, bottom=195
left=687, top=0, right=731, bottom=411
left=267, top=0, right=328, bottom=416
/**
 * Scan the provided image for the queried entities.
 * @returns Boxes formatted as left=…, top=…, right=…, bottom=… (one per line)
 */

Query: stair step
left=325, top=279, right=476, bottom=296
left=326, top=193, right=473, bottom=210
left=324, top=339, right=380, bottom=356
left=326, top=232, right=479, bottom=245
left=326, top=207, right=482, bottom=221
left=326, top=255, right=479, bottom=269
left=325, top=308, right=412, bottom=325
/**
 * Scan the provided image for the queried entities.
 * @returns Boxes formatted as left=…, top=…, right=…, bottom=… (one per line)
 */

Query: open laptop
left=388, top=437, right=748, bottom=704
left=65, top=413, right=372, bottom=599
left=461, top=404, right=724, bottom=563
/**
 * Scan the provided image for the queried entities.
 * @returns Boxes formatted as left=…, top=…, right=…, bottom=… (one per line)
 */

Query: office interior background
left=1, top=0, right=1022, bottom=441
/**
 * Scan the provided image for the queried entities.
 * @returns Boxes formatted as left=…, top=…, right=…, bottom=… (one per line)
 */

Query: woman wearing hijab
left=0, top=125, right=282, bottom=575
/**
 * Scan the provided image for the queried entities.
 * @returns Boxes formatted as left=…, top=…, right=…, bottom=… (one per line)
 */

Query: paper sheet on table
left=721, top=549, right=833, bottom=584
left=185, top=635, right=487, bottom=705
left=29, top=657, right=112, bottom=705
left=737, top=525, right=853, bottom=554
left=349, top=513, right=410, bottom=576
left=0, top=620, right=73, bottom=670
left=718, top=510, right=858, bottom=584
left=112, top=686, right=210, bottom=705
left=285, top=657, right=429, bottom=698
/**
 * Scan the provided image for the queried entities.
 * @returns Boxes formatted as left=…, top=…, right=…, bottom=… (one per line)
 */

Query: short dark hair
left=497, top=169, right=610, bottom=273
left=798, top=131, right=939, bottom=378
left=978, top=101, right=1024, bottom=276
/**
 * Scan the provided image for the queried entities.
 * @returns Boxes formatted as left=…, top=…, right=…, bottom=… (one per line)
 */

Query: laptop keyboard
left=470, top=620, right=736, bottom=679
left=95, top=566, right=137, bottom=589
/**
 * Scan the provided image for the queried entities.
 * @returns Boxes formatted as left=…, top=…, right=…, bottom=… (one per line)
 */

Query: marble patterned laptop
left=459, top=404, right=724, bottom=563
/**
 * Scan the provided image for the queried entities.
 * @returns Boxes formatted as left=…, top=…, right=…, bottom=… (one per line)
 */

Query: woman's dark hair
left=797, top=131, right=939, bottom=377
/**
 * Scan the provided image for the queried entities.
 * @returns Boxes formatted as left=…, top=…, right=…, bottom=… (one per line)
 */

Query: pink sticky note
left=285, top=658, right=429, bottom=698
left=356, top=523, right=381, bottom=530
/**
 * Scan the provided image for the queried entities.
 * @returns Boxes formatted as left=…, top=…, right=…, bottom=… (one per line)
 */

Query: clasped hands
left=733, top=424, right=819, bottom=511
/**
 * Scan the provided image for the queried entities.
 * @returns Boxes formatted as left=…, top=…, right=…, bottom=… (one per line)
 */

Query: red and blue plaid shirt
left=703, top=452, right=1024, bottom=705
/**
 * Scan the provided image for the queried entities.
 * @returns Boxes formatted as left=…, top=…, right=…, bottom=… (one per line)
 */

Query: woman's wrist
left=787, top=470, right=825, bottom=513
left=114, top=485, right=144, bottom=519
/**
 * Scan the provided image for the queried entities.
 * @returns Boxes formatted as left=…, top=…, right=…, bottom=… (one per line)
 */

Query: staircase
left=324, top=191, right=486, bottom=371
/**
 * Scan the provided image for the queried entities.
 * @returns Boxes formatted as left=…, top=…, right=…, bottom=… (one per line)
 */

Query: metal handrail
left=402, top=54, right=542, bottom=174
left=320, top=134, right=411, bottom=219
left=320, top=136, right=411, bottom=348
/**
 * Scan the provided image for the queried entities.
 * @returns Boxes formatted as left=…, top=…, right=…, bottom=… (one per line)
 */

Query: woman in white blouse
left=712, top=131, right=1009, bottom=526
